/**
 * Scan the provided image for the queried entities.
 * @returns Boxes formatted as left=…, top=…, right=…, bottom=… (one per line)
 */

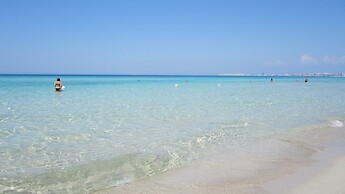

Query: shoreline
left=96, top=121, right=345, bottom=194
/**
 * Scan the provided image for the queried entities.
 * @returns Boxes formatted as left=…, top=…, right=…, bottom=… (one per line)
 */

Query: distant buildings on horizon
left=219, top=73, right=345, bottom=77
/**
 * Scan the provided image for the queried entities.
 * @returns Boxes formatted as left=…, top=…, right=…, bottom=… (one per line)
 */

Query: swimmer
left=54, top=78, right=63, bottom=92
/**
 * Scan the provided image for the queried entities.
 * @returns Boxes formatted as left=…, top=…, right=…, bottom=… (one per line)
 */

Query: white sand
left=98, top=151, right=345, bottom=194
left=264, top=138, right=345, bottom=194
left=289, top=156, right=345, bottom=194
left=96, top=125, right=345, bottom=194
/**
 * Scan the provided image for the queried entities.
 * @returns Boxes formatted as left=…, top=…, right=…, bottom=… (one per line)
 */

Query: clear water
left=1, top=75, right=345, bottom=193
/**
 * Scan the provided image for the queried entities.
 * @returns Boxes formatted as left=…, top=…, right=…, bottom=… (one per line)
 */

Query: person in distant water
left=54, top=78, right=63, bottom=92
left=304, top=77, right=308, bottom=83
left=270, top=78, right=273, bottom=82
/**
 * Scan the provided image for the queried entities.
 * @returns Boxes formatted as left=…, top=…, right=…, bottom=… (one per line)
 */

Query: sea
left=0, top=75, right=344, bottom=193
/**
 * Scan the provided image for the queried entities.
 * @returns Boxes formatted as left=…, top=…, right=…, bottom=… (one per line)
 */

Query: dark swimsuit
left=55, top=83, right=62, bottom=91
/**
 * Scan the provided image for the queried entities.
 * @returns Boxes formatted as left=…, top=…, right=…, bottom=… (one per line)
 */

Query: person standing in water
left=54, top=78, right=63, bottom=92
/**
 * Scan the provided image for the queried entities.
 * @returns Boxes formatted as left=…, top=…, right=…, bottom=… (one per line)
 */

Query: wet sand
left=96, top=123, right=345, bottom=194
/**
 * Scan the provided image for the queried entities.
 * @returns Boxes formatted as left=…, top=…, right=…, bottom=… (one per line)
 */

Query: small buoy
left=175, top=84, right=178, bottom=87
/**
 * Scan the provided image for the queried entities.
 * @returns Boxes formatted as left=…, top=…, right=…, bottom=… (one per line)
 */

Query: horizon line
left=0, top=73, right=344, bottom=77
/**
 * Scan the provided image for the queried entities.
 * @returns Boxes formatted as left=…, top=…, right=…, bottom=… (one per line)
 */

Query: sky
left=0, top=0, right=344, bottom=75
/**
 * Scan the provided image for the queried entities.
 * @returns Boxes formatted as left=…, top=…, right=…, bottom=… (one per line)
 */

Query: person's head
left=57, top=78, right=60, bottom=81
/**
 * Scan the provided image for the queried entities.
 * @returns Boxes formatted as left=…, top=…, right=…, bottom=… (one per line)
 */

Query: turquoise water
left=1, top=75, right=345, bottom=193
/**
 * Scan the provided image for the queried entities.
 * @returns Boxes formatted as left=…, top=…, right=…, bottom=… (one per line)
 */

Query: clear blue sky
left=1, top=0, right=344, bottom=75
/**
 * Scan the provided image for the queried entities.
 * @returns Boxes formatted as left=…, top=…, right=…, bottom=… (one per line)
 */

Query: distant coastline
left=219, top=73, right=345, bottom=77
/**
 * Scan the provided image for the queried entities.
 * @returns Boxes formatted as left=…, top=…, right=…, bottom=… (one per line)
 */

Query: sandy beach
left=96, top=123, right=345, bottom=194
left=267, top=155, right=345, bottom=194
left=287, top=156, right=345, bottom=194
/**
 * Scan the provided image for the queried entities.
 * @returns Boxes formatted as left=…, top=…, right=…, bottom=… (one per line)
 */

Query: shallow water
left=0, top=75, right=345, bottom=193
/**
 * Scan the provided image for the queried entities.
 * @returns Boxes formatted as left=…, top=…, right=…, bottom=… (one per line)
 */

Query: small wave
left=0, top=152, right=181, bottom=194
left=330, top=120, right=344, bottom=128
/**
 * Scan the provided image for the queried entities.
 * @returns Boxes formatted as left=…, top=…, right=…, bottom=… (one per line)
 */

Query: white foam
left=330, top=120, right=343, bottom=128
